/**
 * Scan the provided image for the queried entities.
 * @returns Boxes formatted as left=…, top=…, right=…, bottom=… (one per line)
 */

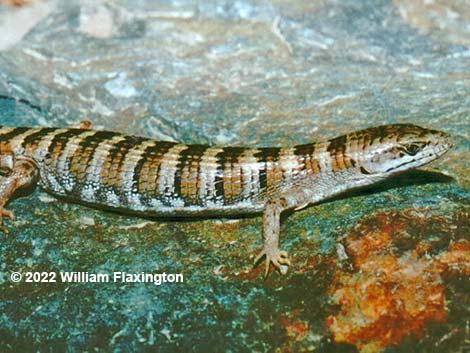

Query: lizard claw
left=254, top=248, right=291, bottom=278
left=0, top=207, right=14, bottom=233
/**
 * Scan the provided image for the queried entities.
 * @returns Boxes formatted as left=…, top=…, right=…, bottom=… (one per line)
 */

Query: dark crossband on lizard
left=0, top=123, right=452, bottom=276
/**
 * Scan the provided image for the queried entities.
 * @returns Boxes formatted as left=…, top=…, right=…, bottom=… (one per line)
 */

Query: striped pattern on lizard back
left=0, top=126, right=332, bottom=215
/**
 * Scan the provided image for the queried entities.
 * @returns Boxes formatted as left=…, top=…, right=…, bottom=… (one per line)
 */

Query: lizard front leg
left=254, top=184, right=319, bottom=277
left=254, top=197, right=291, bottom=278
left=0, top=153, right=38, bottom=232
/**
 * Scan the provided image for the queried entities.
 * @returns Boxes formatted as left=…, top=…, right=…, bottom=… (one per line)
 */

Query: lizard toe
left=254, top=248, right=291, bottom=277
left=1, top=208, right=14, bottom=220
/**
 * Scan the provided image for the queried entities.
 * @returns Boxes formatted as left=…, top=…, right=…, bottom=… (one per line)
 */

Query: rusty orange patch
left=280, top=311, right=309, bottom=341
left=326, top=209, right=469, bottom=352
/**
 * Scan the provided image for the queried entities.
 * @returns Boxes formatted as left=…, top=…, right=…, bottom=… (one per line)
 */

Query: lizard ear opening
left=360, top=166, right=371, bottom=175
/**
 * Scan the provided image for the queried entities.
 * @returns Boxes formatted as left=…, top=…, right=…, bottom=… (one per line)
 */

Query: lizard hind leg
left=0, top=156, right=39, bottom=232
left=254, top=197, right=292, bottom=278
left=0, top=151, right=15, bottom=175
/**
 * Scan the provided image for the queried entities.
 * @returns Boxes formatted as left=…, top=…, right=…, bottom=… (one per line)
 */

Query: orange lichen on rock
left=326, top=253, right=446, bottom=352
left=279, top=310, right=309, bottom=341
left=325, top=209, right=469, bottom=353
left=277, top=310, right=311, bottom=353
left=435, top=239, right=470, bottom=275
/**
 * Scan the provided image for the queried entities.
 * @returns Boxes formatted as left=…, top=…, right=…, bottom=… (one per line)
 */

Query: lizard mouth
left=392, top=135, right=453, bottom=173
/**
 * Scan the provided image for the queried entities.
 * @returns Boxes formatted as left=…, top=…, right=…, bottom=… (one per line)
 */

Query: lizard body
left=0, top=123, right=452, bottom=275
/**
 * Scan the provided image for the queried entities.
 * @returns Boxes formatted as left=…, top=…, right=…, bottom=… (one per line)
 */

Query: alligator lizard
left=0, top=123, right=452, bottom=276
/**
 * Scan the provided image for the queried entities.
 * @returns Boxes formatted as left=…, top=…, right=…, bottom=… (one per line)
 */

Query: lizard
left=0, top=122, right=452, bottom=276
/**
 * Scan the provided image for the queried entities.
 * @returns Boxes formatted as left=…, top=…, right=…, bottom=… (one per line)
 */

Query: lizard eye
left=401, top=143, right=424, bottom=156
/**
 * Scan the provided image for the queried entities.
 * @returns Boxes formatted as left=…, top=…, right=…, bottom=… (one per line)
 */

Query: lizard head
left=352, top=124, right=453, bottom=176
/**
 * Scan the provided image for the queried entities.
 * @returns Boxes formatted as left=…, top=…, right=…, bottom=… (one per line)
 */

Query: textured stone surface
left=0, top=0, right=469, bottom=352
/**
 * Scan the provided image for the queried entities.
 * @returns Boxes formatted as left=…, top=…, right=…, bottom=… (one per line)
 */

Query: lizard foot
left=0, top=207, right=14, bottom=233
left=254, top=247, right=291, bottom=278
